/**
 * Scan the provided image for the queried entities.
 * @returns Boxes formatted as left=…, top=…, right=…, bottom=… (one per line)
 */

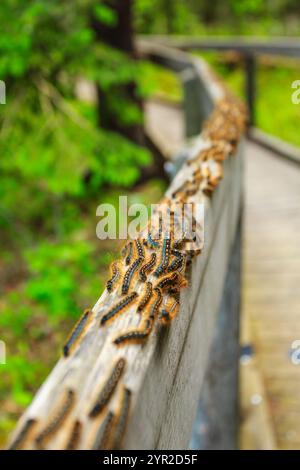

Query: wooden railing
left=7, top=41, right=246, bottom=450
left=148, top=35, right=300, bottom=164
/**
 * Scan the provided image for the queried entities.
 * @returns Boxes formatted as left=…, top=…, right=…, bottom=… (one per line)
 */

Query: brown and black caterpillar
left=106, top=261, right=121, bottom=293
left=113, top=320, right=153, bottom=345
left=112, top=387, right=132, bottom=449
left=7, top=418, right=37, bottom=450
left=139, top=253, right=157, bottom=282
left=144, top=232, right=160, bottom=249
left=154, top=238, right=171, bottom=277
left=137, top=282, right=153, bottom=313
left=65, top=420, right=82, bottom=450
left=89, top=358, right=126, bottom=418
left=155, top=272, right=179, bottom=290
left=35, top=389, right=75, bottom=448
left=100, top=292, right=138, bottom=326
left=91, top=411, right=115, bottom=450
left=167, top=250, right=185, bottom=273
left=114, top=287, right=162, bottom=346
left=134, top=238, right=145, bottom=259
left=63, top=309, right=92, bottom=357
left=122, top=257, right=143, bottom=295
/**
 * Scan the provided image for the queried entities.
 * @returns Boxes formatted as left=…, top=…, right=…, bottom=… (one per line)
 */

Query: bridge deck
left=241, top=142, right=300, bottom=450
left=146, top=100, right=300, bottom=450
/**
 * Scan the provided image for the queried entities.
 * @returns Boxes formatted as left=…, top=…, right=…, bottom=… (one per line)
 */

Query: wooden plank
left=241, top=141, right=300, bottom=449
left=250, top=127, right=300, bottom=165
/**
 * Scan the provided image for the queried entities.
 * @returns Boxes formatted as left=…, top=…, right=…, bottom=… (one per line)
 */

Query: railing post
left=190, top=214, right=242, bottom=450
left=244, top=53, right=256, bottom=128
left=181, top=67, right=205, bottom=138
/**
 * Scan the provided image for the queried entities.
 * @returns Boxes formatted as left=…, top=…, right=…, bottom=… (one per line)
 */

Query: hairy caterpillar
left=100, top=292, right=138, bottom=326
left=35, top=389, right=75, bottom=448
left=125, top=241, right=133, bottom=266
left=150, top=287, right=163, bottom=321
left=113, top=320, right=153, bottom=345
left=155, top=272, right=179, bottom=290
left=113, top=387, right=132, bottom=449
left=63, top=309, right=92, bottom=357
left=89, top=358, right=126, bottom=418
left=91, top=411, right=115, bottom=450
left=137, top=282, right=153, bottom=313
left=65, top=420, right=82, bottom=450
left=106, top=261, right=121, bottom=293
left=121, top=257, right=143, bottom=295
left=139, top=253, right=157, bottom=282
left=113, top=288, right=161, bottom=345
left=134, top=238, right=145, bottom=259
left=144, top=232, right=160, bottom=249
left=167, top=250, right=185, bottom=273
left=8, top=418, right=37, bottom=450
left=154, top=238, right=171, bottom=277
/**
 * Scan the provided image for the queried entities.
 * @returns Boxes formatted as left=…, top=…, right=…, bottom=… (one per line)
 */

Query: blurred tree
left=92, top=0, right=144, bottom=144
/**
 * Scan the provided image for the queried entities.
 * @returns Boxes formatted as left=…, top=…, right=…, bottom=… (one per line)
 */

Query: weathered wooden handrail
left=146, top=35, right=300, bottom=134
left=7, top=42, right=246, bottom=450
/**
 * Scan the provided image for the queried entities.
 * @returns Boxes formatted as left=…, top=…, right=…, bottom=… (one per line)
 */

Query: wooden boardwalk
left=146, top=100, right=300, bottom=450
left=241, top=142, right=300, bottom=450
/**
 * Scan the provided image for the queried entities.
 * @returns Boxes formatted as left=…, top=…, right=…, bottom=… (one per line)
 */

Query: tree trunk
left=92, top=0, right=144, bottom=145
left=92, top=0, right=167, bottom=182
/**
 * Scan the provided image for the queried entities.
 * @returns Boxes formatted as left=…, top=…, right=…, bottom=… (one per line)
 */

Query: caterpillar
left=155, top=272, right=179, bottom=290
left=115, top=287, right=161, bottom=345
left=100, top=292, right=138, bottom=326
left=139, top=253, right=157, bottom=282
left=113, top=387, right=132, bottom=449
left=154, top=238, right=171, bottom=277
left=89, top=358, right=126, bottom=418
left=121, top=257, right=143, bottom=295
left=35, top=389, right=75, bottom=448
left=8, top=418, right=36, bottom=450
left=160, top=298, right=180, bottom=325
left=63, top=309, right=92, bottom=357
left=106, top=261, right=121, bottom=293
left=144, top=232, right=160, bottom=249
left=134, top=238, right=145, bottom=259
left=125, top=241, right=133, bottom=266
left=150, top=287, right=163, bottom=321
left=168, top=287, right=181, bottom=304
left=65, top=420, right=82, bottom=450
left=113, top=318, right=153, bottom=346
left=91, top=411, right=115, bottom=450
left=167, top=250, right=185, bottom=273
left=137, top=282, right=153, bottom=312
